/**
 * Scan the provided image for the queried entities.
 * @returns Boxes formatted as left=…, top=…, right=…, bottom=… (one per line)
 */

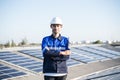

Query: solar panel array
left=19, top=49, right=82, bottom=66
left=0, top=46, right=120, bottom=80
left=0, top=64, right=26, bottom=80
left=18, top=46, right=120, bottom=65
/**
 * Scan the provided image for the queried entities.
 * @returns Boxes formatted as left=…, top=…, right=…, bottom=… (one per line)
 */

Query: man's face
left=50, top=24, right=62, bottom=34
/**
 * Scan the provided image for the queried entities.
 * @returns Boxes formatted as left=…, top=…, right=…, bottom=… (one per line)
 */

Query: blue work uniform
left=42, top=34, right=70, bottom=73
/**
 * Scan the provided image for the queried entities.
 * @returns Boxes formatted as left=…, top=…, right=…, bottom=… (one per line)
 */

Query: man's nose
left=54, top=26, right=58, bottom=28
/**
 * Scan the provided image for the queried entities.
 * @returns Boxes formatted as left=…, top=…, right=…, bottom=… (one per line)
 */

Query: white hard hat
left=50, top=17, right=63, bottom=25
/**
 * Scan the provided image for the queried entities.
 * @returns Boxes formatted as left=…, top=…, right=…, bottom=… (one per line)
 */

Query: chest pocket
left=60, top=43, right=65, bottom=47
left=59, top=41, right=66, bottom=51
left=47, top=40, right=53, bottom=47
left=60, top=39, right=66, bottom=47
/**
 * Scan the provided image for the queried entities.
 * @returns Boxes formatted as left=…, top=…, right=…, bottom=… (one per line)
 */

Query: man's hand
left=60, top=50, right=71, bottom=55
left=45, top=47, right=50, bottom=51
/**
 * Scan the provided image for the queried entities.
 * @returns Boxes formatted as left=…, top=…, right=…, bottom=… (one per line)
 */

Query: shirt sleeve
left=65, top=38, right=70, bottom=50
left=42, top=37, right=60, bottom=57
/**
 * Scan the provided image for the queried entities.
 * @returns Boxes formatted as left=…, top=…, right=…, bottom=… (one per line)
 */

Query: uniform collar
left=51, top=34, right=62, bottom=41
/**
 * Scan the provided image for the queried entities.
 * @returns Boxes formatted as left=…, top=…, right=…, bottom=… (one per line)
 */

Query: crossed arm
left=42, top=47, right=71, bottom=61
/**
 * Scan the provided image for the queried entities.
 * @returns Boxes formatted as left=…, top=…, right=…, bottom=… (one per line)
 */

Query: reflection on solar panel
left=79, top=66, right=120, bottom=80
left=0, top=64, right=26, bottom=80
left=87, top=46, right=120, bottom=56
left=0, top=52, right=43, bottom=73
left=71, top=48, right=108, bottom=62
left=70, top=52, right=96, bottom=63
left=19, top=49, right=43, bottom=59
left=73, top=46, right=120, bottom=60
left=81, top=48, right=116, bottom=58
left=85, top=47, right=119, bottom=58
left=67, top=58, right=81, bottom=66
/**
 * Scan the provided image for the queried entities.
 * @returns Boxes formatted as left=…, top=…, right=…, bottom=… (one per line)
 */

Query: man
left=42, top=17, right=71, bottom=80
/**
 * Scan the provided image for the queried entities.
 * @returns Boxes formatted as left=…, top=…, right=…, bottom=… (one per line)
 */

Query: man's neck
left=52, top=33, right=60, bottom=38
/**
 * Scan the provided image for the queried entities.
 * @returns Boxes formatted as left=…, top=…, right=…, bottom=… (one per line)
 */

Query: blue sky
left=0, top=0, right=120, bottom=44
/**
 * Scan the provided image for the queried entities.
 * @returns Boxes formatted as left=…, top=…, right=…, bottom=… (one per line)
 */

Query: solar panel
left=5, top=58, right=31, bottom=62
left=70, top=52, right=96, bottom=63
left=19, top=49, right=43, bottom=59
left=0, top=64, right=26, bottom=80
left=0, top=52, right=42, bottom=73
left=11, top=60, right=35, bottom=64
left=19, top=49, right=40, bottom=53
left=0, top=66, right=11, bottom=70
left=9, top=72, right=26, bottom=77
left=67, top=58, right=81, bottom=66
left=0, top=75, right=11, bottom=80
left=81, top=47, right=119, bottom=59
left=32, top=67, right=43, bottom=72
left=19, top=62, right=41, bottom=67
left=26, top=65, right=42, bottom=69
left=75, top=47, right=113, bottom=59
left=71, top=48, right=107, bottom=61
left=78, top=66, right=120, bottom=80
left=90, top=73, right=120, bottom=80
left=87, top=46, right=120, bottom=56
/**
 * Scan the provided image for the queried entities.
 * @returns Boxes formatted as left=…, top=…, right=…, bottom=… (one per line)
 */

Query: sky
left=0, top=0, right=120, bottom=44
